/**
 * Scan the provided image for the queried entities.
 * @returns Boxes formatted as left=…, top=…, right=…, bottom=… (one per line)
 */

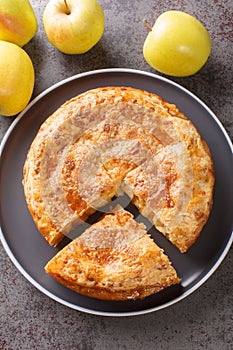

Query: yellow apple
left=0, top=0, right=37, bottom=47
left=0, top=41, right=34, bottom=117
left=43, top=0, right=105, bottom=54
left=143, top=11, right=211, bottom=77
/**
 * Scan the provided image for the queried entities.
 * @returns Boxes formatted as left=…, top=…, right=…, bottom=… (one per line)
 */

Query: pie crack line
left=23, top=86, right=214, bottom=254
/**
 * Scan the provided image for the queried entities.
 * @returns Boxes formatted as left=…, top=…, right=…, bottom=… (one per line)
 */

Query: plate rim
left=0, top=68, right=233, bottom=317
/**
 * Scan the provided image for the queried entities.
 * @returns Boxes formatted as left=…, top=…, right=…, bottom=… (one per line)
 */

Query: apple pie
left=23, top=86, right=214, bottom=252
left=45, top=207, right=180, bottom=300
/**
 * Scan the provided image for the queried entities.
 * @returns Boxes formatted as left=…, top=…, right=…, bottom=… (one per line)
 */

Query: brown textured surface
left=0, top=0, right=232, bottom=349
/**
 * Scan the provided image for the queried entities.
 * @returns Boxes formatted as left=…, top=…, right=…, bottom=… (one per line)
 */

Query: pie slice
left=45, top=207, right=180, bottom=300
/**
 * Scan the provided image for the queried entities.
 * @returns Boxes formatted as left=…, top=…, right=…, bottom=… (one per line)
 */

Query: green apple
left=143, top=11, right=211, bottom=77
left=0, top=0, right=37, bottom=47
left=0, top=41, right=34, bottom=116
left=43, top=0, right=105, bottom=54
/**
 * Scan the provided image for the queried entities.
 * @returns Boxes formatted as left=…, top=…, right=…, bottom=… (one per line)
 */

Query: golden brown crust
left=23, top=86, right=214, bottom=252
left=45, top=208, right=180, bottom=300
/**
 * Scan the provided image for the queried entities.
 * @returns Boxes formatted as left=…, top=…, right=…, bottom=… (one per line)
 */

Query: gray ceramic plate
left=0, top=69, right=232, bottom=316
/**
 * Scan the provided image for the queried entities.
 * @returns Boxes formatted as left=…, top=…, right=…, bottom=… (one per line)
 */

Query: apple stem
left=64, top=0, right=71, bottom=15
left=143, top=19, right=152, bottom=32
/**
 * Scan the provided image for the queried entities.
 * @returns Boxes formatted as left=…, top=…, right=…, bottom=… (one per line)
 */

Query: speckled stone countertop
left=0, top=1, right=232, bottom=349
